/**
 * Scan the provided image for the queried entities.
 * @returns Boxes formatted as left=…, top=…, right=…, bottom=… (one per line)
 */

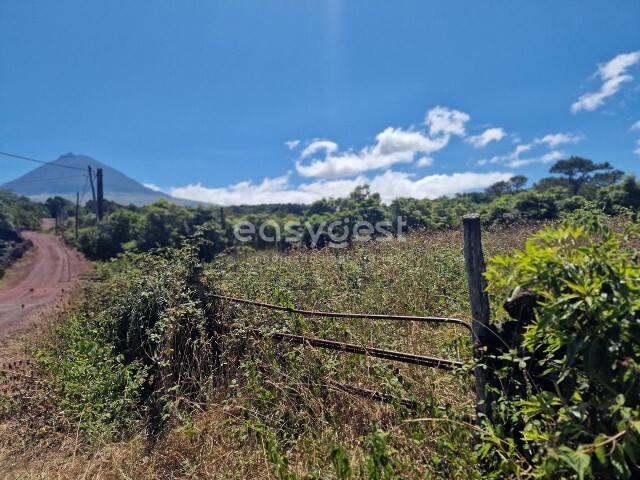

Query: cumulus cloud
left=295, top=106, right=470, bottom=178
left=368, top=171, right=512, bottom=202
left=169, top=175, right=347, bottom=205
left=296, top=128, right=450, bottom=178
left=300, top=140, right=339, bottom=159
left=285, top=140, right=300, bottom=150
left=168, top=170, right=513, bottom=206
left=425, top=106, right=470, bottom=136
left=631, top=121, right=640, bottom=132
left=465, top=127, right=506, bottom=148
left=571, top=51, right=640, bottom=113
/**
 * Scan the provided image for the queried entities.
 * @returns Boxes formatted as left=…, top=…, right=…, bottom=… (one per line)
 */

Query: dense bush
left=0, top=227, right=33, bottom=270
left=0, top=189, right=47, bottom=229
left=35, top=243, right=216, bottom=438
left=482, top=219, right=640, bottom=478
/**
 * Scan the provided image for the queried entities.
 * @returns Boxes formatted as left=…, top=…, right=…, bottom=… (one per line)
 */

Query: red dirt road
left=0, top=232, right=89, bottom=336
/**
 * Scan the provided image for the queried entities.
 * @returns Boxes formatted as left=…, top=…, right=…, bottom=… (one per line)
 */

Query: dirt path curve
left=0, top=231, right=89, bottom=336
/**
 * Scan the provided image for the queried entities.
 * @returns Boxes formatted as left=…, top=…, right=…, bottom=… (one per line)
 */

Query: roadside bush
left=35, top=242, right=216, bottom=438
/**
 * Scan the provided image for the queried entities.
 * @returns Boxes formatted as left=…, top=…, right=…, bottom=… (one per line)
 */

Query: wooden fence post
left=463, top=213, right=492, bottom=421
left=192, top=264, right=204, bottom=300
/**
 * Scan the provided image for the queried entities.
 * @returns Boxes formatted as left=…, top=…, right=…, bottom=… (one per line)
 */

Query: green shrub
left=482, top=219, right=640, bottom=478
left=35, top=242, right=216, bottom=438
left=34, top=313, right=146, bottom=438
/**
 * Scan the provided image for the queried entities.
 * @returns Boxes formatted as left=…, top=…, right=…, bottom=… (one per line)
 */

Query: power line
left=79, top=174, right=90, bottom=205
left=1, top=174, right=87, bottom=186
left=0, top=151, right=86, bottom=171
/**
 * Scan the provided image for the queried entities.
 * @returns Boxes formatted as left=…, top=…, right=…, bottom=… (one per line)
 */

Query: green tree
left=45, top=196, right=74, bottom=218
left=549, top=157, right=622, bottom=196
left=485, top=175, right=528, bottom=198
left=597, top=175, right=640, bottom=213
left=136, top=199, right=192, bottom=250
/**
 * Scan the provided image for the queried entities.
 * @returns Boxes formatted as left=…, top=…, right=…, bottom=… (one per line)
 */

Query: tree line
left=4, top=156, right=639, bottom=260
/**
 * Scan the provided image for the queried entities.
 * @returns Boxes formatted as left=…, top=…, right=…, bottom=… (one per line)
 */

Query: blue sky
left=1, top=1, right=639, bottom=204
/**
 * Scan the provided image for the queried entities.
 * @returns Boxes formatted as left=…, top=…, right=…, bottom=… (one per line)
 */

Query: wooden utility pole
left=87, top=165, right=98, bottom=221
left=463, top=213, right=492, bottom=421
left=75, top=191, right=79, bottom=242
left=96, top=168, right=104, bottom=221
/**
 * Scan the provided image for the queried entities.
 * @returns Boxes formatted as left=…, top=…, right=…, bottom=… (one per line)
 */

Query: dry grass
left=0, top=225, right=540, bottom=479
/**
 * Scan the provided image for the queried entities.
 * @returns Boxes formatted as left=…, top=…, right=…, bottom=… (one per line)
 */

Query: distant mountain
left=1, top=153, right=204, bottom=207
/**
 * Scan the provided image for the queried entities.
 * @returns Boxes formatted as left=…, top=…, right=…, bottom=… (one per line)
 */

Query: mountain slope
left=1, top=153, right=201, bottom=206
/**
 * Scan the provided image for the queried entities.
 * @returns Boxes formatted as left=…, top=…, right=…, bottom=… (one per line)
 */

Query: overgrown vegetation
left=4, top=229, right=501, bottom=477
left=479, top=219, right=640, bottom=479
left=5, top=213, right=637, bottom=478
left=0, top=189, right=47, bottom=229
left=0, top=227, right=32, bottom=278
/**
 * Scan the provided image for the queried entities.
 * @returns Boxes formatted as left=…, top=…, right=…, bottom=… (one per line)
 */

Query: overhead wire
left=79, top=174, right=90, bottom=205
left=0, top=151, right=86, bottom=171
left=1, top=174, right=87, bottom=186
left=0, top=151, right=92, bottom=206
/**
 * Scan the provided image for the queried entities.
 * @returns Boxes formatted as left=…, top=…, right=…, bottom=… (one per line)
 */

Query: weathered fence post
left=463, top=213, right=492, bottom=422
left=191, top=264, right=205, bottom=300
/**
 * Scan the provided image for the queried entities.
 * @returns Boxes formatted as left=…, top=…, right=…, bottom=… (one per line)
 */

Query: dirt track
left=0, top=231, right=89, bottom=336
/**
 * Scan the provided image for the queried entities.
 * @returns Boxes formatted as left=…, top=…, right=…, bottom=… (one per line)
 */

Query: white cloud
left=168, top=170, right=513, bottom=206
left=507, top=159, right=531, bottom=168
left=535, top=133, right=583, bottom=148
left=571, top=51, right=640, bottom=113
left=300, top=140, right=339, bottom=159
left=631, top=121, right=640, bottom=131
left=296, top=127, right=451, bottom=178
left=169, top=175, right=348, bottom=205
left=480, top=132, right=582, bottom=168
left=416, top=156, right=434, bottom=167
left=425, top=106, right=470, bottom=137
left=295, top=106, right=470, bottom=178
left=540, top=151, right=566, bottom=164
left=465, top=127, right=506, bottom=148
left=507, top=150, right=565, bottom=168
left=143, top=183, right=164, bottom=192
left=368, top=171, right=512, bottom=202
left=513, top=144, right=533, bottom=158
left=285, top=140, right=300, bottom=150
left=635, top=140, right=640, bottom=157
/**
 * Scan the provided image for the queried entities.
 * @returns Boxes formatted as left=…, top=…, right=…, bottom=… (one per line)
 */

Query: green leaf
left=559, top=448, right=591, bottom=480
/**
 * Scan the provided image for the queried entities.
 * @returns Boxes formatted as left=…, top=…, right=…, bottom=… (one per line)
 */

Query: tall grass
left=2, top=226, right=536, bottom=478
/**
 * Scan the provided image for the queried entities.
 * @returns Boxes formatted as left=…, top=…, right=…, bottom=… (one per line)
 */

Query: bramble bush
left=34, top=241, right=217, bottom=438
left=481, top=219, right=640, bottom=478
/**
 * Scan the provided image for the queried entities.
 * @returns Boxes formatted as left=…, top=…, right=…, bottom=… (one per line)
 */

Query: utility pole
left=87, top=165, right=98, bottom=221
left=96, top=168, right=104, bottom=221
left=75, top=191, right=79, bottom=242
